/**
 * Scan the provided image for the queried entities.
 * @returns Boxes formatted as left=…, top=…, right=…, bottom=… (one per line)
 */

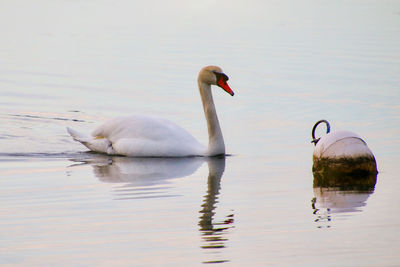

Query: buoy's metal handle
left=311, top=120, right=330, bottom=146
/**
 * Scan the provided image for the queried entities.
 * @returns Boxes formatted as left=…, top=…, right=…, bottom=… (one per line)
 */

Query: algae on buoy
left=311, top=120, right=377, bottom=175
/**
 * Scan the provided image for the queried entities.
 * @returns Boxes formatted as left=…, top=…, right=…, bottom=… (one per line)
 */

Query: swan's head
left=198, top=66, right=234, bottom=96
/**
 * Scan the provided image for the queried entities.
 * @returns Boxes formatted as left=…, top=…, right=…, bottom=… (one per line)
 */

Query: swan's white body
left=68, top=115, right=206, bottom=157
left=67, top=66, right=234, bottom=157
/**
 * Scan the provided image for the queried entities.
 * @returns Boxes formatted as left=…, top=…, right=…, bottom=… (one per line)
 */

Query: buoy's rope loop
left=311, top=120, right=330, bottom=146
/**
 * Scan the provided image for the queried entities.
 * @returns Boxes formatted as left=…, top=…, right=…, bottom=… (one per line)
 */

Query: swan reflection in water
left=198, top=156, right=234, bottom=264
left=69, top=154, right=234, bottom=263
left=70, top=154, right=205, bottom=199
left=311, top=170, right=377, bottom=228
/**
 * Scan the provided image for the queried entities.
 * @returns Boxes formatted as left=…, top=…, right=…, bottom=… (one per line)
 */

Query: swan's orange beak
left=217, top=78, right=234, bottom=96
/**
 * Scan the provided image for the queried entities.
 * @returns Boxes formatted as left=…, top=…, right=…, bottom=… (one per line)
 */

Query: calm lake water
left=1, top=1, right=399, bottom=266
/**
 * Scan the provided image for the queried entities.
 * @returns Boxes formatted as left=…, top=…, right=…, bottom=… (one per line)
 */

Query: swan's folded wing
left=91, top=115, right=206, bottom=156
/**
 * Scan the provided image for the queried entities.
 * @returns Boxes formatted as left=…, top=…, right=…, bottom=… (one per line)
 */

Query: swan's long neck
left=198, top=81, right=225, bottom=156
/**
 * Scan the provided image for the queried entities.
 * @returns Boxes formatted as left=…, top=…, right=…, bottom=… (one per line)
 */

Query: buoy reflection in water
left=312, top=169, right=377, bottom=228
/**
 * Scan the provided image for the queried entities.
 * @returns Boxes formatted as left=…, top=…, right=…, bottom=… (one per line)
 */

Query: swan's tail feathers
left=67, top=127, right=114, bottom=154
left=67, top=127, right=90, bottom=143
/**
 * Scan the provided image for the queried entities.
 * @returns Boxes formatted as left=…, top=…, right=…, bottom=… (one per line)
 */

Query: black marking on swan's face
left=213, top=71, right=229, bottom=83
left=212, top=70, right=234, bottom=96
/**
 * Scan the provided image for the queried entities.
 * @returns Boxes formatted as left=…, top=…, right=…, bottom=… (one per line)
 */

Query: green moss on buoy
left=313, top=158, right=377, bottom=191
left=313, top=155, right=377, bottom=175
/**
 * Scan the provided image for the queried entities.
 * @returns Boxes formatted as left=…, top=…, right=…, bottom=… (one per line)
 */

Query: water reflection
left=70, top=154, right=234, bottom=263
left=70, top=154, right=205, bottom=199
left=311, top=170, right=377, bottom=228
left=199, top=157, right=234, bottom=264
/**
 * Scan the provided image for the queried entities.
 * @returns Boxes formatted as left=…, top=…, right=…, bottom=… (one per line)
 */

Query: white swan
left=67, top=65, right=234, bottom=157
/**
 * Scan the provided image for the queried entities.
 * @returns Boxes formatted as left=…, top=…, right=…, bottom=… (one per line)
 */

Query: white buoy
left=310, top=120, right=377, bottom=228
left=311, top=120, right=377, bottom=174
